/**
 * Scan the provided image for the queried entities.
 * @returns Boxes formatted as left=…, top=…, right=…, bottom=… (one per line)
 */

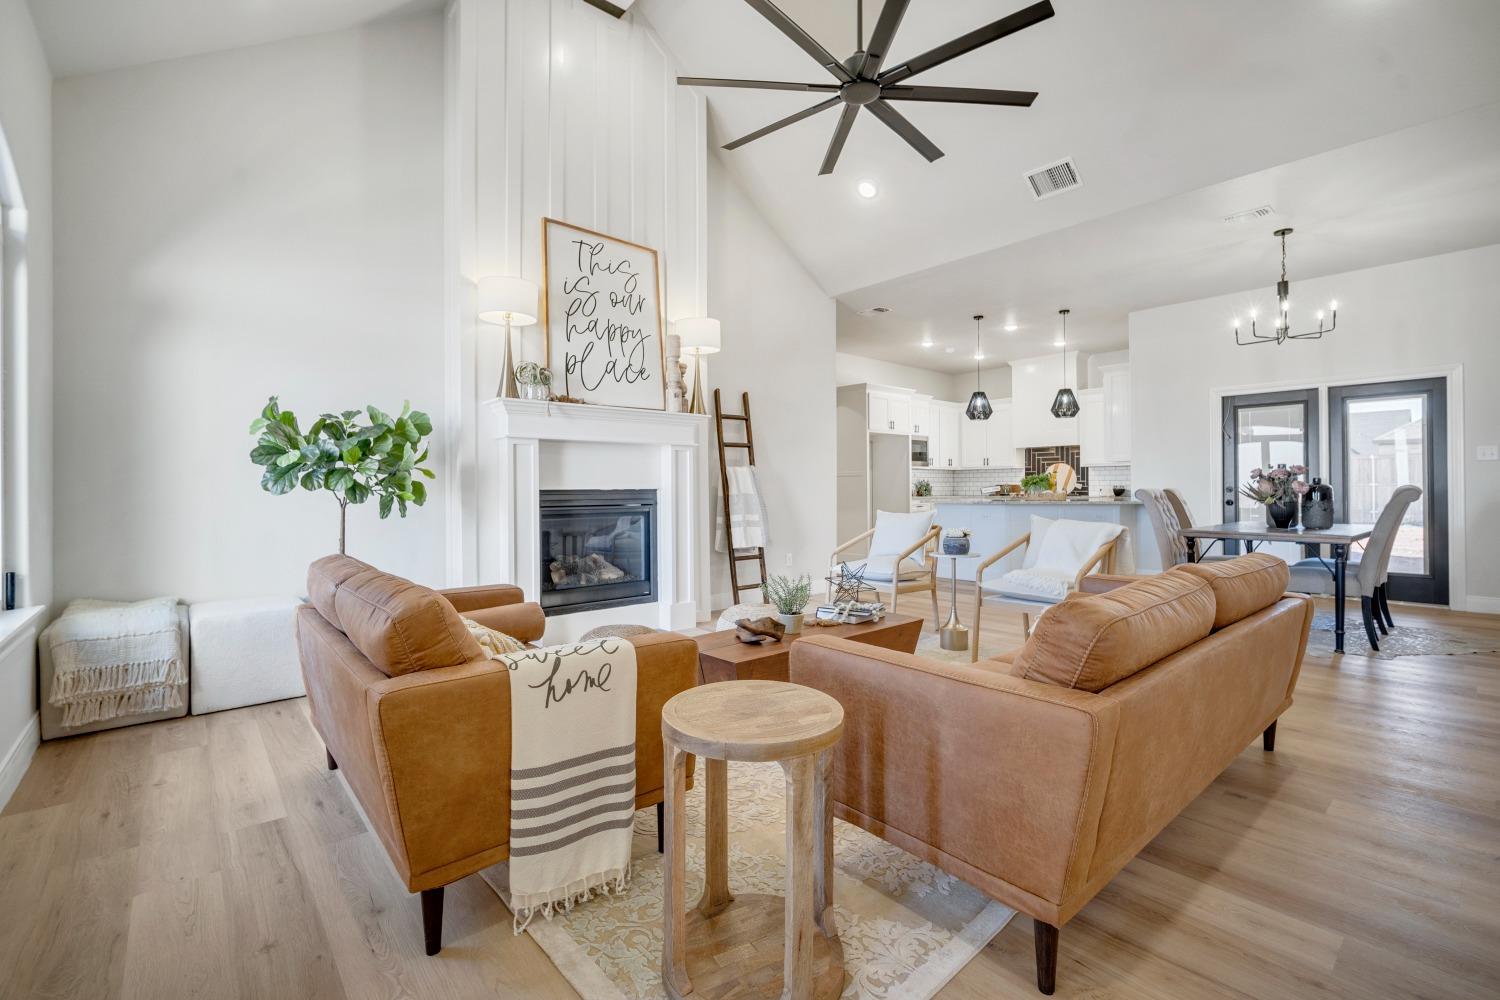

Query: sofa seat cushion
left=1011, top=571, right=1216, bottom=692
left=307, top=554, right=373, bottom=628
left=1171, top=552, right=1290, bottom=629
left=333, top=567, right=483, bottom=676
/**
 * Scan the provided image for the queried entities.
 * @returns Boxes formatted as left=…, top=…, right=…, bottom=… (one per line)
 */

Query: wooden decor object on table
left=695, top=613, right=922, bottom=684
left=661, top=681, right=846, bottom=1000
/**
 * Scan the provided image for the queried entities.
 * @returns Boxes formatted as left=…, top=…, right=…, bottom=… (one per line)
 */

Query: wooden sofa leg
left=657, top=801, right=665, bottom=855
left=1034, top=919, right=1059, bottom=995
left=325, top=748, right=338, bottom=771
left=1262, top=719, right=1277, bottom=752
left=422, top=887, right=444, bottom=956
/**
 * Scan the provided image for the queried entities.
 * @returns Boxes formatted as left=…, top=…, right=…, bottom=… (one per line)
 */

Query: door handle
left=1225, top=499, right=1235, bottom=507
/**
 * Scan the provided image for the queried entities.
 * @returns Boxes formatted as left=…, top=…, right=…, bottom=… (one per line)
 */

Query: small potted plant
left=942, top=528, right=971, bottom=555
left=764, top=573, right=812, bottom=634
left=1021, top=472, right=1053, bottom=496
left=913, top=479, right=932, bottom=498
left=1239, top=464, right=1309, bottom=529
left=515, top=362, right=553, bottom=400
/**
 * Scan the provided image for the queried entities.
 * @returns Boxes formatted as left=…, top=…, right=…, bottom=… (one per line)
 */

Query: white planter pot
left=773, top=612, right=804, bottom=634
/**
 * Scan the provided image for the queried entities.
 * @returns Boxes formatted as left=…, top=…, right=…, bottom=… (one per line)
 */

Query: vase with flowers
left=1238, top=464, right=1309, bottom=529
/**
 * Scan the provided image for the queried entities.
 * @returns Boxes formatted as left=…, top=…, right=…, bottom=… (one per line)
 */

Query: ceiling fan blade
left=867, top=99, right=943, bottom=162
left=678, top=77, right=841, bottom=93
left=879, top=0, right=1055, bottom=85
left=819, top=104, right=861, bottom=176
left=880, top=85, right=1038, bottom=107
left=723, top=96, right=842, bottom=151
left=741, top=0, right=855, bottom=83
left=858, top=0, right=912, bottom=78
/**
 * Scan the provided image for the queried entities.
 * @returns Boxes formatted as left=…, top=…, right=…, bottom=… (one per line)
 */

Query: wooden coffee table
left=694, top=613, right=923, bottom=684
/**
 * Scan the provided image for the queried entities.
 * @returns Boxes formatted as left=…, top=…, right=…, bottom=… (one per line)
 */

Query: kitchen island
left=921, top=497, right=1146, bottom=581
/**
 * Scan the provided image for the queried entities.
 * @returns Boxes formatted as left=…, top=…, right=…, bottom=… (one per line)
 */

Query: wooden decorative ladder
left=713, top=388, right=769, bottom=604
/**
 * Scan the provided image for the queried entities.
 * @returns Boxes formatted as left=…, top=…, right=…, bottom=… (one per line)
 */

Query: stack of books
left=814, top=602, right=885, bottom=625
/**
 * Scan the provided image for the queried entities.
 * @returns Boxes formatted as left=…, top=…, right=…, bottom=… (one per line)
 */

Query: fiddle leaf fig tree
left=249, top=396, right=435, bottom=554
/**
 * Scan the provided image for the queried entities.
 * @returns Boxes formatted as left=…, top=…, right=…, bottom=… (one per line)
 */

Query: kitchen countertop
left=918, top=496, right=1142, bottom=505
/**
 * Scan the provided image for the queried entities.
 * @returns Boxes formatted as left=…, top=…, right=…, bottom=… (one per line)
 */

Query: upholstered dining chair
left=970, top=516, right=1124, bottom=661
left=1135, top=487, right=1233, bottom=567
left=1285, top=485, right=1422, bottom=650
left=829, top=510, right=941, bottom=624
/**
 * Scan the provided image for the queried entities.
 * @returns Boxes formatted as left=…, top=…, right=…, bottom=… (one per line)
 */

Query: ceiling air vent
left=858, top=306, right=892, bottom=316
left=1025, top=157, right=1081, bottom=200
left=1223, top=204, right=1276, bottom=224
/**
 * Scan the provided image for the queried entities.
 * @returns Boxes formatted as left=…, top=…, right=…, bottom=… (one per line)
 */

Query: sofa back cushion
left=330, top=566, right=483, bottom=677
left=1171, top=553, right=1289, bottom=630
left=307, top=554, right=373, bottom=629
left=1012, top=571, right=1216, bottom=692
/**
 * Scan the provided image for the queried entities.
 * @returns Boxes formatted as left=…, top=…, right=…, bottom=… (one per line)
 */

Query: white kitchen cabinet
left=1100, top=363, right=1131, bottom=463
left=909, top=395, right=932, bottom=437
left=986, top=401, right=1021, bottom=469
left=934, top=403, right=961, bottom=469
left=868, top=390, right=911, bottom=434
left=1077, top=388, right=1106, bottom=467
left=959, top=412, right=987, bottom=468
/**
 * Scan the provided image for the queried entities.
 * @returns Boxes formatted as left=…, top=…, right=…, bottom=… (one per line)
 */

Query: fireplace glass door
left=539, top=490, right=657, bottom=615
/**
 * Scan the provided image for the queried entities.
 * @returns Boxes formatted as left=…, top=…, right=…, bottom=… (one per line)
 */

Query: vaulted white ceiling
left=640, top=0, right=1500, bottom=367
left=27, top=0, right=443, bottom=76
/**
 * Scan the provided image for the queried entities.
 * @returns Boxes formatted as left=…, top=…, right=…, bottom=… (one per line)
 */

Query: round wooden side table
left=661, top=680, right=846, bottom=1000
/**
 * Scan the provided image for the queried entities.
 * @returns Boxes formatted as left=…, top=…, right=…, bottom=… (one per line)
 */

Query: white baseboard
left=0, top=712, right=40, bottom=812
left=1461, top=595, right=1500, bottom=615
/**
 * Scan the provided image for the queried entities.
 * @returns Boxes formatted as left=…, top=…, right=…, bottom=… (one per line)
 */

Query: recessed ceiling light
left=974, top=352, right=985, bottom=361
left=1004, top=322, right=1018, bottom=332
left=920, top=337, right=933, bottom=348
left=944, top=346, right=955, bottom=353
left=856, top=180, right=878, bottom=199
left=1053, top=339, right=1065, bottom=347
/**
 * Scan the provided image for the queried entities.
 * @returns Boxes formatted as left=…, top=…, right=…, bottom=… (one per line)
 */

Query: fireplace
left=539, top=490, right=658, bottom=616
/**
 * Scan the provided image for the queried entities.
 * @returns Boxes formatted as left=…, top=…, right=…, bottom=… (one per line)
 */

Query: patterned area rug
left=1306, top=612, right=1500, bottom=659
left=480, top=761, right=1012, bottom=1000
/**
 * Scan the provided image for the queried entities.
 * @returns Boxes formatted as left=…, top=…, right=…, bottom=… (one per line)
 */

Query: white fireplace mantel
left=483, top=398, right=711, bottom=641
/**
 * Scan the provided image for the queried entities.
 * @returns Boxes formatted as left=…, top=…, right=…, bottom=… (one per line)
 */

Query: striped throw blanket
left=498, top=639, right=637, bottom=929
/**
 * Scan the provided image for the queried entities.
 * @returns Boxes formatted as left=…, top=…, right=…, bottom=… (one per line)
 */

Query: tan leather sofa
left=790, top=554, right=1312, bottom=994
left=296, top=555, right=699, bottom=954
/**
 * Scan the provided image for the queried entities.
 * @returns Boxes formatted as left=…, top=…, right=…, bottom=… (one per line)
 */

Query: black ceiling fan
left=678, top=0, right=1055, bottom=175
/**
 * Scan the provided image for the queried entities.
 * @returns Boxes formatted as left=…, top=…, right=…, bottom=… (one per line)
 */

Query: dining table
left=1180, top=521, right=1373, bottom=653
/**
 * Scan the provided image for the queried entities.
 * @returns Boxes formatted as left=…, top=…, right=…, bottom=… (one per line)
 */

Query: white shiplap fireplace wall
left=444, top=0, right=709, bottom=617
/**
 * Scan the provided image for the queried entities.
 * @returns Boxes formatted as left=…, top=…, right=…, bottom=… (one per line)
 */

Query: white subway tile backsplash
left=1083, top=464, right=1132, bottom=496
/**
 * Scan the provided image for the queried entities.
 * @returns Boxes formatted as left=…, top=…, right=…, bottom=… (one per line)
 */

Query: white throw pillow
left=869, top=509, right=934, bottom=556
left=1021, top=515, right=1054, bottom=569
left=1030, top=519, right=1123, bottom=576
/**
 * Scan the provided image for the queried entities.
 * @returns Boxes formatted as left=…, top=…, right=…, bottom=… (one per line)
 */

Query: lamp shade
left=965, top=391, right=992, bottom=421
left=477, top=276, right=538, bottom=326
left=1050, top=387, right=1080, bottom=419
left=674, top=317, right=721, bottom=355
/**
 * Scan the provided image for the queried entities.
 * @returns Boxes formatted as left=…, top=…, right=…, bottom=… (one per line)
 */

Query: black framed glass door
left=1221, top=389, right=1320, bottom=559
left=1328, top=378, right=1448, bottom=605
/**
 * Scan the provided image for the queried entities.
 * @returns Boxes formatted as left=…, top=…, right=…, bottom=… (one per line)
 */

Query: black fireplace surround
left=539, top=489, right=658, bottom=616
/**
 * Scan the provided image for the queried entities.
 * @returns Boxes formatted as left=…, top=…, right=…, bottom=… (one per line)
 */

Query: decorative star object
left=826, top=561, right=877, bottom=606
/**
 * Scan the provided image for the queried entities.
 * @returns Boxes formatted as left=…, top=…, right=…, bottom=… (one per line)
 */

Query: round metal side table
left=937, top=554, right=982, bottom=651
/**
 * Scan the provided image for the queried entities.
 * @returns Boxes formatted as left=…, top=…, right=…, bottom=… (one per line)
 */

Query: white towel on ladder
left=715, top=464, right=771, bottom=553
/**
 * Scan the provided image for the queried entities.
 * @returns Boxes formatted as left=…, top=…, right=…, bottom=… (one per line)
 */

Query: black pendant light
left=965, top=314, right=992, bottom=420
left=1050, top=308, right=1079, bottom=419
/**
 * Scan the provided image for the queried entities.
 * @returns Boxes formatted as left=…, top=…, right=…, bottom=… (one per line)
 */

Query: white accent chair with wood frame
left=829, top=510, right=941, bottom=625
left=971, top=515, right=1124, bottom=661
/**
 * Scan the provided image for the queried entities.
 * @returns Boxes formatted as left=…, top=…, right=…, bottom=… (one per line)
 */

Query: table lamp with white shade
left=675, top=317, right=720, bottom=415
left=477, top=276, right=539, bottom=398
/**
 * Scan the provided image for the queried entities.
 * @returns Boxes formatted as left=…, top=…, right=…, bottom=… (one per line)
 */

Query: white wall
left=445, top=0, right=708, bottom=599
left=835, top=351, right=952, bottom=398
left=0, top=0, right=52, bottom=805
left=52, top=15, right=447, bottom=603
left=1130, top=243, right=1500, bottom=609
left=707, top=155, right=836, bottom=606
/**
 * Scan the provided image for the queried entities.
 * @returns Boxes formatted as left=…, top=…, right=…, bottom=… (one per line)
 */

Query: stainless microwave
left=910, top=437, right=930, bottom=467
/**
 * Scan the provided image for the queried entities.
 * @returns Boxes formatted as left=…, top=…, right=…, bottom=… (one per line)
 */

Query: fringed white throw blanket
left=715, top=464, right=771, bottom=553
left=46, top=598, right=184, bottom=727
left=498, top=638, right=637, bottom=931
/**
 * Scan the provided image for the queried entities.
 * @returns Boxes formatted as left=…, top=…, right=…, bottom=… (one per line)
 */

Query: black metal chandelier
left=965, top=314, right=992, bottom=420
left=1050, top=308, right=1078, bottom=418
left=1235, top=228, right=1338, bottom=346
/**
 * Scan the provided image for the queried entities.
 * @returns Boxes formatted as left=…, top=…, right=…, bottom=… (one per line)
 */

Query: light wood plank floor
left=3, top=596, right=1498, bottom=999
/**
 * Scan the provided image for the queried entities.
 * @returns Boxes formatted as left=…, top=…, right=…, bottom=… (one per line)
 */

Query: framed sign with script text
left=541, top=218, right=666, bottom=410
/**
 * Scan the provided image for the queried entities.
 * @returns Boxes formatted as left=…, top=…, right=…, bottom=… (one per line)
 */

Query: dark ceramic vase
left=1266, top=500, right=1298, bottom=530
left=942, top=536, right=971, bottom=555
left=1302, top=478, right=1335, bottom=530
